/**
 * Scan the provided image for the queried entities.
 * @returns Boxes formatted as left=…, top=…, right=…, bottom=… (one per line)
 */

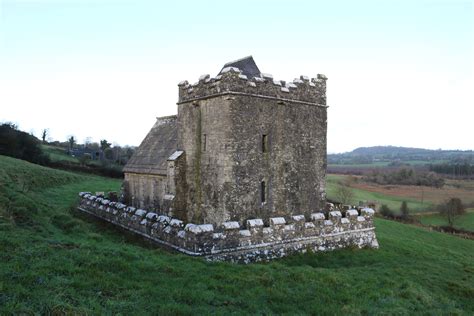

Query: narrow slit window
left=203, top=134, right=207, bottom=151
left=261, top=181, right=266, bottom=203
left=262, top=134, right=268, bottom=153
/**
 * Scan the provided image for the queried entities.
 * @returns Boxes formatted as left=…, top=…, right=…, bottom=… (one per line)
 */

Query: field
left=326, top=174, right=474, bottom=214
left=1, top=155, right=473, bottom=314
left=41, top=145, right=80, bottom=163
left=416, top=209, right=474, bottom=232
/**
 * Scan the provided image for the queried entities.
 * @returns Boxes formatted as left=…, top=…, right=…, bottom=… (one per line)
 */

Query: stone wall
left=123, top=173, right=166, bottom=210
left=177, top=67, right=328, bottom=226
left=77, top=192, right=379, bottom=263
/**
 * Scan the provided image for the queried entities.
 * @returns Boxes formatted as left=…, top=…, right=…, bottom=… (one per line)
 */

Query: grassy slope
left=41, top=145, right=79, bottom=163
left=1, top=155, right=473, bottom=314
left=41, top=144, right=113, bottom=167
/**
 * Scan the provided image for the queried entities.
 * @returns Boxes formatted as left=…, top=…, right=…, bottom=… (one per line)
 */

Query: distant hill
left=351, top=146, right=436, bottom=156
left=329, top=146, right=473, bottom=165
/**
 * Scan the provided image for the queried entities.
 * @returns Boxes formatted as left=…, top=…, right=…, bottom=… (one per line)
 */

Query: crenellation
left=311, top=212, right=326, bottom=226
left=222, top=221, right=240, bottom=230
left=300, top=75, right=310, bottom=82
left=199, top=74, right=210, bottom=82
left=346, top=209, right=359, bottom=222
left=361, top=208, right=375, bottom=221
left=178, top=68, right=328, bottom=105
left=170, top=218, right=184, bottom=228
left=329, top=210, right=342, bottom=224
left=270, top=217, right=286, bottom=228
left=77, top=193, right=378, bottom=262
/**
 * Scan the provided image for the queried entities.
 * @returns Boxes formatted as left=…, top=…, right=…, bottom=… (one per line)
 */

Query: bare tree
left=68, top=136, right=76, bottom=150
left=439, top=197, right=465, bottom=227
left=41, top=129, right=48, bottom=144
left=335, top=183, right=355, bottom=205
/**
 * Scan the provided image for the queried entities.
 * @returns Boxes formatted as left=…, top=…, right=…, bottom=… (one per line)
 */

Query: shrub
left=335, top=183, right=354, bottom=205
left=400, top=201, right=410, bottom=219
left=379, top=204, right=394, bottom=218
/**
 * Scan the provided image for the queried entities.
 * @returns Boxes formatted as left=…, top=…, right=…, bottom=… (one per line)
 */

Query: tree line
left=0, top=123, right=134, bottom=178
left=363, top=168, right=445, bottom=188
left=429, top=163, right=474, bottom=178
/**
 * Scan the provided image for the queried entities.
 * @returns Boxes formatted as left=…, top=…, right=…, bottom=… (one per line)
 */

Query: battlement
left=178, top=67, right=327, bottom=106
left=77, top=192, right=378, bottom=263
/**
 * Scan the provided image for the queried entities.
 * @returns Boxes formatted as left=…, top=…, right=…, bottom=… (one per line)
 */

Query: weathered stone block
left=221, top=221, right=240, bottom=231
left=269, top=217, right=286, bottom=230
left=346, top=209, right=359, bottom=222
left=291, top=215, right=306, bottom=231
left=247, top=219, right=264, bottom=235
left=361, top=208, right=375, bottom=221
left=311, top=212, right=326, bottom=226
left=329, top=211, right=342, bottom=224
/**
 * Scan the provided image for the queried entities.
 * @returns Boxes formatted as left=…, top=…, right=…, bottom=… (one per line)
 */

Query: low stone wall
left=77, top=192, right=379, bottom=263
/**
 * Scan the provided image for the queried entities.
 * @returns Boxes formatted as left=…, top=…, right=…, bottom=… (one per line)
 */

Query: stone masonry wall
left=77, top=192, right=379, bottom=263
left=178, top=67, right=327, bottom=106
left=123, top=173, right=166, bottom=210
left=176, top=67, right=328, bottom=226
left=227, top=95, right=327, bottom=223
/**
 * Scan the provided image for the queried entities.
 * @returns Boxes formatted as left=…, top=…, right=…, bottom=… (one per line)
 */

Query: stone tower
left=124, top=56, right=328, bottom=226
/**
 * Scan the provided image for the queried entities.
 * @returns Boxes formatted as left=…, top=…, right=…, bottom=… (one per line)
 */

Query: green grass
left=326, top=174, right=430, bottom=212
left=1, top=155, right=474, bottom=314
left=41, top=145, right=80, bottom=163
left=417, top=210, right=474, bottom=232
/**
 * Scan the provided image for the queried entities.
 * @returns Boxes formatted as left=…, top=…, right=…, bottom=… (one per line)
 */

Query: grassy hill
left=41, top=145, right=80, bottom=163
left=329, top=145, right=473, bottom=162
left=1, top=155, right=473, bottom=314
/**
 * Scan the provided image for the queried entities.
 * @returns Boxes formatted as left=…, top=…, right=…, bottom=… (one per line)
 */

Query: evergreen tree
left=400, top=201, right=409, bottom=219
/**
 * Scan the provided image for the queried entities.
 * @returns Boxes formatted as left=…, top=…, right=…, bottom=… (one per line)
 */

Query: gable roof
left=218, top=56, right=261, bottom=78
left=123, top=115, right=178, bottom=176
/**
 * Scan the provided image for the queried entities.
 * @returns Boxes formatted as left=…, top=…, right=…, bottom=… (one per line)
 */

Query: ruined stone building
left=123, top=56, right=328, bottom=226
left=79, top=57, right=378, bottom=262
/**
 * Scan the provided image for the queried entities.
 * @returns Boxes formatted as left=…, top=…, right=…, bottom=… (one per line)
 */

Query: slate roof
left=218, top=56, right=261, bottom=78
left=123, top=115, right=178, bottom=176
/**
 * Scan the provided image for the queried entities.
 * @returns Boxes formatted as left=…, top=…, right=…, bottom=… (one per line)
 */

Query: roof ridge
left=223, top=55, right=254, bottom=67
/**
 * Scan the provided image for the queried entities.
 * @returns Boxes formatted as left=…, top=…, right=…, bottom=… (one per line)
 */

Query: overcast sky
left=1, top=0, right=472, bottom=153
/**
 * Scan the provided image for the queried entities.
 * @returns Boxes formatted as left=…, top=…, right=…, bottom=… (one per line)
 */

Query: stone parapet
left=77, top=192, right=378, bottom=263
left=178, top=67, right=327, bottom=106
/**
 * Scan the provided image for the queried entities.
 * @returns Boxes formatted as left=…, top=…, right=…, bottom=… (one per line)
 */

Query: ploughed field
left=1, top=155, right=473, bottom=314
left=326, top=174, right=474, bottom=214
